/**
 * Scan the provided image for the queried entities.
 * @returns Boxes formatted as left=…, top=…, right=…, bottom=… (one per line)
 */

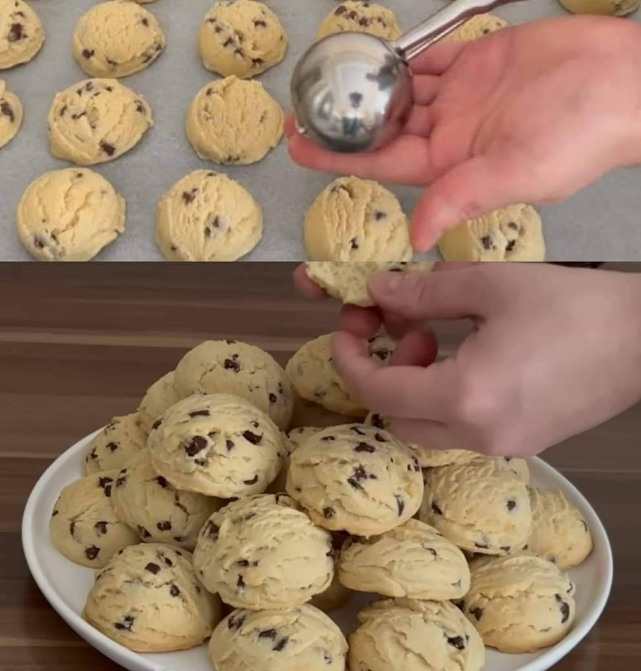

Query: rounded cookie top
left=209, top=604, right=348, bottom=671
left=84, top=543, right=221, bottom=653
left=527, top=487, right=593, bottom=569
left=112, top=451, right=221, bottom=551
left=349, top=598, right=485, bottom=671
left=48, top=78, right=153, bottom=166
left=84, top=412, right=148, bottom=475
left=286, top=426, right=324, bottom=453
left=286, top=424, right=424, bottom=535
left=0, top=0, right=44, bottom=70
left=17, top=168, right=126, bottom=262
left=420, top=457, right=532, bottom=555
left=317, top=2, right=401, bottom=42
left=557, top=0, right=639, bottom=15
left=148, top=393, right=285, bottom=498
left=198, top=0, right=287, bottom=79
left=50, top=470, right=139, bottom=568
left=462, top=554, right=576, bottom=653
left=442, top=13, right=507, bottom=42
left=186, top=76, right=283, bottom=165
left=194, top=494, right=334, bottom=609
left=137, top=371, right=183, bottom=433
left=291, top=394, right=362, bottom=429
left=175, top=339, right=294, bottom=430
left=0, top=79, right=23, bottom=148
left=73, top=1, right=165, bottom=78
left=156, top=170, right=263, bottom=262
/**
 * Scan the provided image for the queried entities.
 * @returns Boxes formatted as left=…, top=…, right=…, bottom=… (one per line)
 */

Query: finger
left=390, top=329, right=438, bottom=368
left=294, top=264, right=327, bottom=299
left=412, top=75, right=440, bottom=105
left=404, top=105, right=435, bottom=139
left=284, top=113, right=297, bottom=139
left=339, top=305, right=383, bottom=338
left=386, top=417, right=468, bottom=452
left=432, top=262, right=480, bottom=272
left=381, top=309, right=416, bottom=340
left=410, top=42, right=467, bottom=75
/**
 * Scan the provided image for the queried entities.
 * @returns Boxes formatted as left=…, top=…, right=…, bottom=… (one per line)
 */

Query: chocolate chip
left=258, top=629, right=277, bottom=640
left=323, top=650, right=333, bottom=664
left=252, top=57, right=264, bottom=66
left=223, top=37, right=234, bottom=47
left=508, top=222, right=518, bottom=230
left=224, top=358, right=240, bottom=372
left=370, top=414, right=385, bottom=429
left=505, top=240, right=516, bottom=252
left=170, top=584, right=180, bottom=597
left=98, top=477, right=113, bottom=497
left=501, top=546, right=511, bottom=553
left=348, top=10, right=358, bottom=20
left=94, top=521, right=108, bottom=535
left=374, top=210, right=387, bottom=220
left=243, top=430, right=262, bottom=445
left=71, top=112, right=86, bottom=121
left=85, top=546, right=100, bottom=561
left=335, top=6, right=347, bottom=15
left=447, top=636, right=465, bottom=650
left=323, top=507, right=335, bottom=519
left=152, top=419, right=162, bottom=430
left=141, top=18, right=149, bottom=27
left=395, top=495, right=405, bottom=516
left=184, top=435, right=207, bottom=457
left=354, top=442, right=375, bottom=453
left=157, top=521, right=172, bottom=532
left=224, top=439, right=235, bottom=452
left=237, top=560, right=250, bottom=567
left=189, top=410, right=210, bottom=418
left=8, top=23, right=23, bottom=42
left=237, top=575, right=246, bottom=589
left=205, top=520, right=219, bottom=540
left=115, top=615, right=134, bottom=632
left=359, top=17, right=370, bottom=26
left=82, top=49, right=94, bottom=59
left=582, top=520, right=588, bottom=532
left=242, top=474, right=258, bottom=486
left=52, top=509, right=59, bottom=517
left=480, top=235, right=493, bottom=250
left=100, top=141, right=116, bottom=157
left=116, top=473, right=127, bottom=488
left=156, top=476, right=168, bottom=488
left=174, top=536, right=184, bottom=542
left=106, top=442, right=118, bottom=453
left=350, top=238, right=359, bottom=250
left=145, top=562, right=160, bottom=574
left=227, top=613, right=246, bottom=630
left=470, top=606, right=484, bottom=621
left=274, top=637, right=289, bottom=652
left=321, top=435, right=335, bottom=442
left=556, top=594, right=570, bottom=623
left=59, top=105, right=68, bottom=118
left=431, top=502, right=443, bottom=515
left=507, top=499, right=516, bottom=511
left=349, top=92, right=363, bottom=108
left=182, top=188, right=197, bottom=204
left=269, top=393, right=277, bottom=403
left=0, top=101, right=14, bottom=122
left=475, top=541, right=489, bottom=550
left=138, top=526, right=151, bottom=539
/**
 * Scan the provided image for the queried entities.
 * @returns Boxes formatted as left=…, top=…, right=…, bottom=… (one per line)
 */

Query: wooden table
left=1, top=263, right=639, bottom=670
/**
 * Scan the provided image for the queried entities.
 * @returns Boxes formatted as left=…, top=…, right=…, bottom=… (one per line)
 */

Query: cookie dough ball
left=209, top=604, right=348, bottom=671
left=0, top=80, right=23, bottom=149
left=175, top=339, right=294, bottom=430
left=137, top=371, right=183, bottom=433
left=113, top=452, right=221, bottom=550
left=156, top=170, right=263, bottom=262
left=73, top=1, right=165, bottom=78
left=290, top=394, right=362, bottom=429
left=462, top=554, right=576, bottom=653
left=317, top=2, right=401, bottom=41
left=198, top=0, right=287, bottom=79
left=267, top=426, right=324, bottom=495
left=527, top=488, right=593, bottom=569
left=349, top=598, right=485, bottom=671
left=305, top=176, right=411, bottom=261
left=287, top=424, right=424, bottom=535
left=50, top=471, right=139, bottom=568
left=17, top=168, right=126, bottom=262
left=438, top=204, right=545, bottom=262
left=84, top=544, right=221, bottom=652
left=500, top=455, right=530, bottom=484
left=194, top=494, right=334, bottom=609
left=442, top=13, right=507, bottom=42
left=48, top=78, right=153, bottom=166
left=148, top=393, right=285, bottom=498
left=84, top=412, right=148, bottom=475
left=0, top=0, right=45, bottom=70
left=557, top=0, right=639, bottom=15
left=186, top=76, right=283, bottom=165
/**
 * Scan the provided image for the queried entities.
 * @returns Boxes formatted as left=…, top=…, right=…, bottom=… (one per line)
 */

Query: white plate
left=23, top=431, right=613, bottom=671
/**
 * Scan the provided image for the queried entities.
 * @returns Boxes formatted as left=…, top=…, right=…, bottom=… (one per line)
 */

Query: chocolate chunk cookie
left=0, top=0, right=45, bottom=70
left=0, top=79, right=22, bottom=149
left=137, top=371, right=183, bottom=433
left=84, top=412, right=148, bottom=475
left=317, top=1, right=401, bottom=42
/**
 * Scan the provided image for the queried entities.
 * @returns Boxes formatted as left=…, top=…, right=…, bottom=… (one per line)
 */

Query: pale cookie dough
left=112, top=452, right=221, bottom=550
left=442, top=13, right=507, bottom=42
left=17, top=168, right=126, bottom=262
left=48, top=78, right=153, bottom=166
left=557, top=0, right=639, bottom=16
left=290, top=394, right=362, bottom=429
left=73, top=1, right=165, bottom=78
left=462, top=554, right=576, bottom=653
left=148, top=393, right=285, bottom=498
left=267, top=426, right=323, bottom=497
left=349, top=598, right=485, bottom=671
left=0, top=79, right=22, bottom=148
left=194, top=494, right=334, bottom=609
left=84, top=543, right=221, bottom=652
left=186, top=76, right=283, bottom=165
left=0, top=0, right=44, bottom=70
left=156, top=170, right=263, bottom=262
left=500, top=455, right=531, bottom=484
left=317, top=1, right=402, bottom=41
left=304, top=176, right=412, bottom=261
left=84, top=412, right=148, bottom=475
left=50, top=471, right=139, bottom=568
left=339, top=519, right=470, bottom=600
left=198, top=0, right=287, bottom=79
left=286, top=424, right=424, bottom=535
left=310, top=541, right=352, bottom=612
left=305, top=261, right=435, bottom=307
left=137, top=371, right=183, bottom=433
left=420, top=458, right=531, bottom=555
left=209, top=604, right=348, bottom=671
left=527, top=488, right=593, bottom=569
left=175, top=339, right=294, bottom=430
left=438, top=204, right=546, bottom=262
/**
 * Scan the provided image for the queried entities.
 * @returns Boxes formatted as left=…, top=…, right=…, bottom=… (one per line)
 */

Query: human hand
left=286, top=16, right=641, bottom=251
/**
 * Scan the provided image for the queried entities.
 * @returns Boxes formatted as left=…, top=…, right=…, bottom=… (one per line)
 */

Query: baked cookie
left=148, top=393, right=285, bottom=498
left=17, top=168, right=126, bottom=262
left=112, top=452, right=221, bottom=551
left=286, top=424, right=424, bottom=535
left=267, top=426, right=323, bottom=496
left=304, top=176, right=412, bottom=261
left=50, top=471, right=139, bottom=568
left=84, top=543, right=221, bottom=652
left=194, top=494, right=334, bottom=609
left=442, top=14, right=507, bottom=42
left=438, top=204, right=545, bottom=262
left=462, top=554, right=576, bottom=653
left=527, top=487, right=593, bottom=569
left=73, top=1, right=165, bottom=78
left=317, top=2, right=402, bottom=41
left=420, top=458, right=531, bottom=555
left=186, top=76, right=283, bottom=165
left=198, top=0, right=287, bottom=79
left=137, top=371, right=183, bottom=433
left=290, top=394, right=362, bottom=429
left=0, top=79, right=22, bottom=149
left=84, top=412, right=148, bottom=475
left=48, top=78, right=153, bottom=166
left=339, top=519, right=470, bottom=600
left=557, top=0, right=639, bottom=16
left=500, top=455, right=530, bottom=484
left=349, top=598, right=485, bottom=671
left=209, top=604, right=348, bottom=671
left=175, top=339, right=293, bottom=430
left=310, top=539, right=352, bottom=612
left=0, top=0, right=45, bottom=70
left=156, top=170, right=263, bottom=262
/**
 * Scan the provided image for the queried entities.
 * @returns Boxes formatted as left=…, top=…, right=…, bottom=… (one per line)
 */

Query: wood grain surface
left=1, top=263, right=640, bottom=670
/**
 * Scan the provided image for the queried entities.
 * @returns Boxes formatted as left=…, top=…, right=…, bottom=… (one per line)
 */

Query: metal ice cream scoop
left=291, top=0, right=526, bottom=153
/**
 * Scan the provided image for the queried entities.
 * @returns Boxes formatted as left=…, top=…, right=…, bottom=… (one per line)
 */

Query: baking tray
left=0, top=0, right=639, bottom=261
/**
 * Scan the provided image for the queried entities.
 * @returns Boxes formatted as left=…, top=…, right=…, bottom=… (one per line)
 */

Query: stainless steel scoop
left=291, top=0, right=527, bottom=153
